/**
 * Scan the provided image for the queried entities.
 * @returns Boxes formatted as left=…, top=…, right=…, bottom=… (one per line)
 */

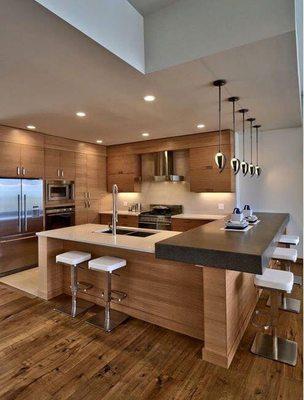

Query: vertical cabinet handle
left=22, top=167, right=26, bottom=176
left=16, top=166, right=20, bottom=176
left=61, top=169, right=64, bottom=178
left=57, top=169, right=60, bottom=177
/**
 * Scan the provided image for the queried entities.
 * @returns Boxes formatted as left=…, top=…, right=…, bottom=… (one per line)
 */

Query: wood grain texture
left=106, top=130, right=232, bottom=156
left=0, top=141, right=21, bottom=177
left=171, top=218, right=213, bottom=232
left=0, top=262, right=301, bottom=400
left=20, top=144, right=44, bottom=178
left=100, top=213, right=138, bottom=227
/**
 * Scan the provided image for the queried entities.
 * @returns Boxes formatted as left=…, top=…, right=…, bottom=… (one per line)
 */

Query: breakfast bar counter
left=36, top=213, right=289, bottom=369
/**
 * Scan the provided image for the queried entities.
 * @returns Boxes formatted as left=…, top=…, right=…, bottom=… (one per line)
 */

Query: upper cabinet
left=44, top=149, right=75, bottom=180
left=189, top=144, right=235, bottom=192
left=107, top=154, right=141, bottom=192
left=0, top=142, right=44, bottom=178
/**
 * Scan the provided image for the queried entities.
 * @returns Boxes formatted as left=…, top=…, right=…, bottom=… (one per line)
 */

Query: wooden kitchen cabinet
left=107, top=154, right=141, bottom=192
left=75, top=153, right=106, bottom=225
left=0, top=142, right=44, bottom=178
left=100, top=213, right=138, bottom=228
left=189, top=145, right=235, bottom=192
left=172, top=218, right=213, bottom=232
left=44, top=149, right=75, bottom=180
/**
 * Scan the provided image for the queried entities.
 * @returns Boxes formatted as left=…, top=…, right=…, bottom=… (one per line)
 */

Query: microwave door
left=0, top=178, right=22, bottom=239
left=21, top=179, right=44, bottom=235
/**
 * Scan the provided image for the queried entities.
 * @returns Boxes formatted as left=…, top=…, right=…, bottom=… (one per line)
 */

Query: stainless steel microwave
left=45, top=180, right=74, bottom=203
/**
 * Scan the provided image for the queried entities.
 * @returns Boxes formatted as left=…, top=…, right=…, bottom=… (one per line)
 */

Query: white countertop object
left=172, top=213, right=226, bottom=220
left=37, top=224, right=181, bottom=253
left=99, top=210, right=141, bottom=216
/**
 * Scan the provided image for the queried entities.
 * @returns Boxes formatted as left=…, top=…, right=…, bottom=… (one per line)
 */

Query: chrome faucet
left=112, top=184, right=119, bottom=236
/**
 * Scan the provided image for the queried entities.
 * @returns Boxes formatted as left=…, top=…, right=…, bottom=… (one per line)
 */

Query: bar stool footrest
left=77, top=281, right=93, bottom=292
left=266, top=296, right=301, bottom=314
left=54, top=297, right=94, bottom=317
left=86, top=307, right=129, bottom=332
left=251, top=332, right=297, bottom=366
left=294, top=275, right=302, bottom=286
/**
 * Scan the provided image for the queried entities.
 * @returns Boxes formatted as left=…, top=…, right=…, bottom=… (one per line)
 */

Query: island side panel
left=61, top=241, right=204, bottom=340
left=37, top=236, right=64, bottom=300
left=202, top=267, right=257, bottom=368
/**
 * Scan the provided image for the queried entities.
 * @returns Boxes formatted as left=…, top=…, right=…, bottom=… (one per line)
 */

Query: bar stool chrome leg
left=86, top=271, right=129, bottom=332
left=55, top=263, right=95, bottom=317
left=251, top=290, right=297, bottom=366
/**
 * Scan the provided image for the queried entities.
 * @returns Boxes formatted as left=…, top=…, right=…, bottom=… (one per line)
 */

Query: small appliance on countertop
left=243, top=204, right=258, bottom=223
left=225, top=207, right=249, bottom=230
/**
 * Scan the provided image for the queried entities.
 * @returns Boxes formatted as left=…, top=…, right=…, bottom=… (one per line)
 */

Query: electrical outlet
left=123, top=201, right=128, bottom=207
left=218, top=203, right=225, bottom=210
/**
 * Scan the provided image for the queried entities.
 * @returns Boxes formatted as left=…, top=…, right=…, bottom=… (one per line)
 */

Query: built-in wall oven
left=45, top=180, right=74, bottom=204
left=45, top=206, right=75, bottom=230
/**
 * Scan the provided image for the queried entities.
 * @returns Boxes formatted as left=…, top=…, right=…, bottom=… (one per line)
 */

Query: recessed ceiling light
left=76, top=111, right=86, bottom=117
left=26, top=125, right=36, bottom=130
left=142, top=132, right=150, bottom=137
left=197, top=124, right=205, bottom=129
left=96, top=139, right=103, bottom=144
left=144, top=95, right=155, bottom=102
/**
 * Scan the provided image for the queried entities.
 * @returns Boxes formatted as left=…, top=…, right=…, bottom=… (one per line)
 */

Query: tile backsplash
left=101, top=151, right=236, bottom=214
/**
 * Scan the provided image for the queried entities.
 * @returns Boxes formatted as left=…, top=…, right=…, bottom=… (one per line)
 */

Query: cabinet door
left=100, top=213, right=112, bottom=225
left=189, top=145, right=234, bottom=192
left=75, top=153, right=87, bottom=200
left=107, top=174, right=140, bottom=193
left=117, top=214, right=138, bottom=227
left=75, top=199, right=88, bottom=225
left=0, top=142, right=21, bottom=177
left=21, top=145, right=44, bottom=178
left=107, top=154, right=140, bottom=175
left=44, top=149, right=61, bottom=179
left=87, top=154, right=106, bottom=199
left=87, top=199, right=100, bottom=224
left=60, top=150, right=75, bottom=180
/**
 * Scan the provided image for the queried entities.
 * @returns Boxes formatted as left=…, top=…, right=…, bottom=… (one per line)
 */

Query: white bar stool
left=86, top=256, right=129, bottom=332
left=268, top=247, right=301, bottom=313
left=279, top=234, right=301, bottom=286
left=55, top=251, right=94, bottom=317
left=251, top=268, right=297, bottom=366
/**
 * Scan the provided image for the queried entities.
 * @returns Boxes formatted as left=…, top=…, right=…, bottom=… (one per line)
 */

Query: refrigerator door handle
left=24, top=194, right=28, bottom=231
left=17, top=194, right=21, bottom=232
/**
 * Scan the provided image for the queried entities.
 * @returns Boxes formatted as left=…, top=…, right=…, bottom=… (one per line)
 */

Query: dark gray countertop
left=155, top=212, right=289, bottom=274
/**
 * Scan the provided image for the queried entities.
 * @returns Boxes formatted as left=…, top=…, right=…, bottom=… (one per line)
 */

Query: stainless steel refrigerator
left=0, top=178, right=43, bottom=276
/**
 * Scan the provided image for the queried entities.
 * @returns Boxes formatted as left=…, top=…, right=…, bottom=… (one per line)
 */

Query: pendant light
left=213, top=79, right=227, bottom=172
left=238, top=108, right=249, bottom=176
left=253, top=124, right=262, bottom=176
left=246, top=117, right=256, bottom=177
left=228, top=96, right=240, bottom=174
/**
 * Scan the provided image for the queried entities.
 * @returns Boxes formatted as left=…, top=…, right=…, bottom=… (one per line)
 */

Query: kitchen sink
left=96, top=228, right=156, bottom=237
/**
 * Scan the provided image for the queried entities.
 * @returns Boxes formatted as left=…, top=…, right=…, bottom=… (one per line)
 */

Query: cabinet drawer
left=172, top=218, right=213, bottom=232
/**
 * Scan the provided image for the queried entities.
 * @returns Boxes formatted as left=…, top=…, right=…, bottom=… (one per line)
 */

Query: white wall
left=145, top=0, right=294, bottom=72
left=295, top=0, right=303, bottom=111
left=35, top=0, right=145, bottom=73
left=237, top=127, right=303, bottom=256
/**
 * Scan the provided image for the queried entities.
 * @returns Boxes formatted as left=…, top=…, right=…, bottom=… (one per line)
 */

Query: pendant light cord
left=232, top=100, right=236, bottom=157
left=242, top=112, right=245, bottom=162
left=250, top=121, right=253, bottom=164
left=218, top=84, right=222, bottom=152
left=256, top=127, right=259, bottom=164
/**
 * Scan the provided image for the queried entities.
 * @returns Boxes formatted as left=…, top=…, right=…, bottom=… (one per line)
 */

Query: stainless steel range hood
left=153, top=151, right=184, bottom=182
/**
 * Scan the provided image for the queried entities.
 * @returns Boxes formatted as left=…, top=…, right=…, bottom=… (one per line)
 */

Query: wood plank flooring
left=0, top=264, right=302, bottom=400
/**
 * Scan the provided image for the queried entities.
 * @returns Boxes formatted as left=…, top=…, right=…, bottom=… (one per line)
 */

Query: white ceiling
left=0, top=0, right=301, bottom=145
left=128, top=0, right=178, bottom=15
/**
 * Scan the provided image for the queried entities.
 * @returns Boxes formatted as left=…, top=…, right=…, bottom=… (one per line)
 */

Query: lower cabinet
left=100, top=213, right=138, bottom=227
left=172, top=218, right=214, bottom=232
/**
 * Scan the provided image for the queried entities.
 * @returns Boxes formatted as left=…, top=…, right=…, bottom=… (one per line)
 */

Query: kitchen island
left=37, top=213, right=289, bottom=368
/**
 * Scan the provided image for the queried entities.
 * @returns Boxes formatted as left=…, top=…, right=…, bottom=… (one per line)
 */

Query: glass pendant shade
left=215, top=152, right=226, bottom=170
left=213, top=79, right=226, bottom=172
left=241, top=160, right=248, bottom=176
left=249, top=163, right=256, bottom=176
left=231, top=157, right=241, bottom=174
left=228, top=96, right=240, bottom=174
left=255, top=165, right=261, bottom=176
left=253, top=124, right=262, bottom=177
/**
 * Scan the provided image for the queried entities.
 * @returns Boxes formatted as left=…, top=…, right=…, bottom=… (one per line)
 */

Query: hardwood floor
left=0, top=264, right=302, bottom=400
